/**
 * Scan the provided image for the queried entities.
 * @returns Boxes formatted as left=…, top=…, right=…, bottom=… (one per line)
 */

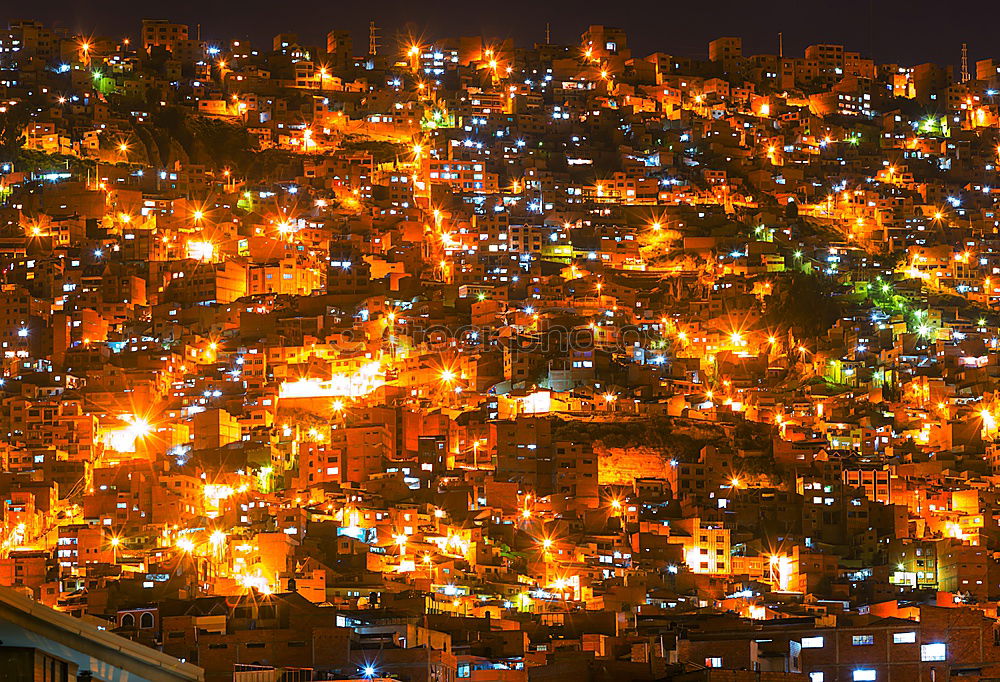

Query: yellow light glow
left=186, top=241, right=215, bottom=262
left=278, top=363, right=385, bottom=399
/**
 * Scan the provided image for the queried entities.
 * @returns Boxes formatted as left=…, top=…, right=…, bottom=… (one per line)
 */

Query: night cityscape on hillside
left=2, top=12, right=1000, bottom=682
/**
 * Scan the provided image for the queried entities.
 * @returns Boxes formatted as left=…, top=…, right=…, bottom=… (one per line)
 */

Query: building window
left=893, top=632, right=916, bottom=644
left=810, top=673, right=824, bottom=682
left=852, top=635, right=874, bottom=646
left=706, top=658, right=722, bottom=668
left=802, top=636, right=824, bottom=649
left=853, top=670, right=876, bottom=682
left=921, top=643, right=946, bottom=661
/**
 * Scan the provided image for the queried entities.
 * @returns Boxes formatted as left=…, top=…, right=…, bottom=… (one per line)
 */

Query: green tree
left=0, top=103, right=28, bottom=165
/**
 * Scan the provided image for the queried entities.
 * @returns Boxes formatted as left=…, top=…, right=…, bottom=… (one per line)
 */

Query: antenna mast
left=369, top=21, right=379, bottom=57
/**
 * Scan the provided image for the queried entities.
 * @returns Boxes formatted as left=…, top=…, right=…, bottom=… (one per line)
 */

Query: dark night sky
left=7, top=0, right=996, bottom=67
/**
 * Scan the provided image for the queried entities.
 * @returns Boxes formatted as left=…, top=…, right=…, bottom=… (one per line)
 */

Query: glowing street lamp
left=210, top=529, right=226, bottom=548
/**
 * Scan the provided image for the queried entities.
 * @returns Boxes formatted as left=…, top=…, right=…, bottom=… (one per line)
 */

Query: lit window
left=893, top=632, right=916, bottom=644
left=853, top=670, right=876, bottom=682
left=802, top=637, right=824, bottom=649
left=705, top=658, right=722, bottom=668
left=852, top=635, right=874, bottom=646
left=921, top=643, right=946, bottom=661
left=810, top=674, right=824, bottom=682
